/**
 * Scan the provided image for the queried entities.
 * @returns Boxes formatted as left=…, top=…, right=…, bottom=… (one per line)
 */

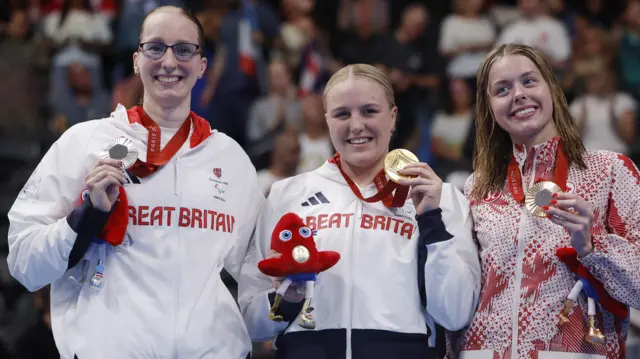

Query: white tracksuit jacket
left=6, top=105, right=265, bottom=359
left=240, top=160, right=483, bottom=359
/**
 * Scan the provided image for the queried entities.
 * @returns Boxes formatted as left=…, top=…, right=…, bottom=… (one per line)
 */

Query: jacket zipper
left=173, top=158, right=182, bottom=358
left=510, top=155, right=537, bottom=359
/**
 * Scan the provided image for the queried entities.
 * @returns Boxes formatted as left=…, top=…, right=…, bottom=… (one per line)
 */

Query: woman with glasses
left=7, top=6, right=265, bottom=359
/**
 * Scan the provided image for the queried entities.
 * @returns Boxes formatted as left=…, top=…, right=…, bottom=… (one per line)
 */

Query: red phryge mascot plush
left=556, top=247, right=629, bottom=345
left=258, top=212, right=340, bottom=329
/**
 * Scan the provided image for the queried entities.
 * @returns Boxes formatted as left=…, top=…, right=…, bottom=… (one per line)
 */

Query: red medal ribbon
left=126, top=106, right=193, bottom=178
left=329, top=153, right=409, bottom=208
left=508, top=140, right=569, bottom=203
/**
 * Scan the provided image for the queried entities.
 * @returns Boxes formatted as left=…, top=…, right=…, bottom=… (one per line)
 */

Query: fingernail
left=552, top=193, right=558, bottom=198
left=550, top=200, right=557, bottom=205
left=542, top=206, right=549, bottom=210
left=117, top=161, right=123, bottom=167
left=547, top=213, right=553, bottom=219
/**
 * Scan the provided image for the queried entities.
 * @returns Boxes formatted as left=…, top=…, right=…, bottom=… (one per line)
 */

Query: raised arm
left=7, top=124, right=116, bottom=291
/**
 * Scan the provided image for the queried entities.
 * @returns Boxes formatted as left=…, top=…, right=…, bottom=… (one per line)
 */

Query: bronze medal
left=99, top=137, right=139, bottom=169
left=525, top=181, right=562, bottom=218
left=384, top=149, right=419, bottom=183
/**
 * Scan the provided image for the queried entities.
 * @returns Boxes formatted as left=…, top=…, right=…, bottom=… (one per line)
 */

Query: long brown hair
left=471, top=44, right=586, bottom=200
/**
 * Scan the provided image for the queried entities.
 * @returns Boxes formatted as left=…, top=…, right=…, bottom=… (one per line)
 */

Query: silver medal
left=99, top=137, right=139, bottom=169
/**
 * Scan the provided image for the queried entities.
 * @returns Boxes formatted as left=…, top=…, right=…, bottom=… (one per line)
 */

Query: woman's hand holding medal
left=85, top=158, right=126, bottom=212
left=396, top=163, right=443, bottom=216
left=544, top=192, right=594, bottom=257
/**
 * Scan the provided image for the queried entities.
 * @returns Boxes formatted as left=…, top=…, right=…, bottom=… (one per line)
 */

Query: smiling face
left=487, top=54, right=556, bottom=146
left=324, top=69, right=396, bottom=171
left=133, top=8, right=207, bottom=108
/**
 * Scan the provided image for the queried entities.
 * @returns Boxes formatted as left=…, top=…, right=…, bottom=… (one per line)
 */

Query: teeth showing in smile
left=514, top=107, right=535, bottom=116
left=156, top=76, right=180, bottom=83
left=348, top=137, right=371, bottom=144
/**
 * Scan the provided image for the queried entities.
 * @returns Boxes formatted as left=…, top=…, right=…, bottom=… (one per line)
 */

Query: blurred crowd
left=0, top=0, right=639, bottom=358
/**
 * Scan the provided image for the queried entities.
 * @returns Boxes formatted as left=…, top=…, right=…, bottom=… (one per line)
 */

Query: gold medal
left=384, top=149, right=419, bottom=183
left=525, top=181, right=562, bottom=217
left=99, top=137, right=139, bottom=169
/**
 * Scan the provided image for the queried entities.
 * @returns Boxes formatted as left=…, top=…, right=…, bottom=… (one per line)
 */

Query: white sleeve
left=234, top=179, right=290, bottom=341
left=496, top=25, right=514, bottom=46
left=42, top=13, right=60, bottom=43
left=89, top=14, right=113, bottom=44
left=568, top=98, right=583, bottom=121
left=547, top=21, right=571, bottom=62
left=421, top=183, right=481, bottom=331
left=438, top=16, right=456, bottom=53
left=7, top=126, right=94, bottom=292
left=613, top=93, right=637, bottom=118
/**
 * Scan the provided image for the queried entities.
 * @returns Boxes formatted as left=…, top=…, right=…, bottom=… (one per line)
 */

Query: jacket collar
left=106, top=104, right=215, bottom=160
left=315, top=156, right=381, bottom=193
left=512, top=136, right=561, bottom=173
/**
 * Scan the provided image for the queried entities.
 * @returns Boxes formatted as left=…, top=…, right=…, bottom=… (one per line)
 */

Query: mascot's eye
left=279, top=230, right=292, bottom=241
left=299, top=227, right=311, bottom=238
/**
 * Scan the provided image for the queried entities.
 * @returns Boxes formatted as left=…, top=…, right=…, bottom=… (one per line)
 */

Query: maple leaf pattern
left=521, top=250, right=556, bottom=304
left=477, top=261, right=509, bottom=313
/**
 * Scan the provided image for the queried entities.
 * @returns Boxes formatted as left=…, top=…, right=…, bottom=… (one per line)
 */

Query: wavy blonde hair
left=471, top=44, right=586, bottom=200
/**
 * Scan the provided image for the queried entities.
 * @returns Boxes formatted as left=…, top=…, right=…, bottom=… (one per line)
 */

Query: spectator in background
left=569, top=68, right=637, bottom=155
left=256, top=130, right=300, bottom=196
left=297, top=94, right=333, bottom=174
left=563, top=25, right=613, bottom=98
left=337, top=0, right=389, bottom=34
left=616, top=0, right=640, bottom=101
left=247, top=59, right=301, bottom=169
left=295, top=17, right=332, bottom=97
left=430, top=78, right=474, bottom=190
left=439, top=0, right=495, bottom=95
left=200, top=0, right=280, bottom=149
left=497, top=0, right=571, bottom=73
left=279, top=0, right=314, bottom=69
left=49, top=62, right=111, bottom=136
left=13, top=287, right=59, bottom=359
left=547, top=0, right=580, bottom=40
left=41, top=0, right=112, bottom=70
left=0, top=5, right=47, bottom=141
left=578, top=0, right=619, bottom=29
left=190, top=5, right=225, bottom=117
left=376, top=3, right=440, bottom=153
left=333, top=1, right=385, bottom=67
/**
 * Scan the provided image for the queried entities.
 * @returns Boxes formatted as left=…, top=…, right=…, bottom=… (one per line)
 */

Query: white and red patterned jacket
left=457, top=137, right=640, bottom=359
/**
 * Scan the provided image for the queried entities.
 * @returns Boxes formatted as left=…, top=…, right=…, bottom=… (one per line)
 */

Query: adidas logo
left=301, top=192, right=330, bottom=206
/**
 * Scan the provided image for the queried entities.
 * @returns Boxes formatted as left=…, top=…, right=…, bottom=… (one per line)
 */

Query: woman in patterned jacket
left=458, top=43, right=640, bottom=359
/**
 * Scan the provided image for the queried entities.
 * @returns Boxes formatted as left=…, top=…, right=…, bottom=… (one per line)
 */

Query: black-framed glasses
left=138, top=42, right=200, bottom=61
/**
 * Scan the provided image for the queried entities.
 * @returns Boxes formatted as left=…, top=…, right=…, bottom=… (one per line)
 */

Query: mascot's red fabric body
left=258, top=213, right=340, bottom=278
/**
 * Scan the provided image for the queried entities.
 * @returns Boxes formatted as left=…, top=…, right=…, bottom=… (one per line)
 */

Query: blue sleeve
left=65, top=194, right=114, bottom=269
